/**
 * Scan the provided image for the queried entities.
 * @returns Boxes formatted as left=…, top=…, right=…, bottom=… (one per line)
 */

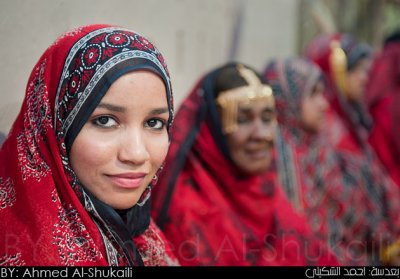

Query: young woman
left=0, top=24, right=178, bottom=266
left=151, top=62, right=338, bottom=266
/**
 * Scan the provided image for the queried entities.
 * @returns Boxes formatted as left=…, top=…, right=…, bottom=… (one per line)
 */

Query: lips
left=246, top=149, right=270, bottom=159
left=106, top=173, right=147, bottom=189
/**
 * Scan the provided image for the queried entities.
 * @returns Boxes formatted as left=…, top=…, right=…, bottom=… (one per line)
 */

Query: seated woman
left=151, top=62, right=338, bottom=266
left=265, top=57, right=397, bottom=265
left=304, top=33, right=400, bottom=265
left=0, top=24, right=178, bottom=266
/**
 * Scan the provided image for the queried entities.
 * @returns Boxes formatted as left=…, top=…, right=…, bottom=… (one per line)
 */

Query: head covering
left=264, top=58, right=332, bottom=205
left=0, top=131, right=6, bottom=148
left=304, top=33, right=372, bottom=144
left=265, top=58, right=394, bottom=265
left=151, top=62, right=338, bottom=266
left=365, top=32, right=400, bottom=188
left=264, top=58, right=322, bottom=142
left=0, top=24, right=176, bottom=266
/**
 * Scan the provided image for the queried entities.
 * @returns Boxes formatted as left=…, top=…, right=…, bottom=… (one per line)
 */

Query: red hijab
left=365, top=34, right=400, bottom=187
left=304, top=33, right=373, bottom=146
left=0, top=24, right=177, bottom=266
left=151, top=63, right=338, bottom=266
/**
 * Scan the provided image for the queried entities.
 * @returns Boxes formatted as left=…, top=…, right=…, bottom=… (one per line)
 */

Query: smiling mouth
left=246, top=149, right=270, bottom=159
left=106, top=174, right=146, bottom=189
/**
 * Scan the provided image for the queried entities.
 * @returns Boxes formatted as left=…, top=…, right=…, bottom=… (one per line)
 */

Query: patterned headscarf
left=0, top=24, right=176, bottom=266
left=264, top=58, right=322, bottom=143
left=151, top=62, right=338, bottom=266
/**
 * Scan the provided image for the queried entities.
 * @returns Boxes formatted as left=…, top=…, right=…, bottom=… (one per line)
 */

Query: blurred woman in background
left=265, top=57, right=397, bottom=265
left=151, top=62, right=338, bottom=266
left=304, top=33, right=400, bottom=265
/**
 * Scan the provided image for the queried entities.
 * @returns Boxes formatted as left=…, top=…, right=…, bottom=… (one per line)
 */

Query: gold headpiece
left=329, top=40, right=348, bottom=96
left=216, top=64, right=274, bottom=134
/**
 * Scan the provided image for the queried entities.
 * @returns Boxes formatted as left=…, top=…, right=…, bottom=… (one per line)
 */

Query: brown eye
left=145, top=118, right=165, bottom=130
left=237, top=115, right=251, bottom=124
left=91, top=116, right=118, bottom=128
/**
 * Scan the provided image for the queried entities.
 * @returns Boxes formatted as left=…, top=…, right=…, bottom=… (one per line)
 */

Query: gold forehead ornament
left=216, top=64, right=274, bottom=134
left=329, top=40, right=348, bottom=96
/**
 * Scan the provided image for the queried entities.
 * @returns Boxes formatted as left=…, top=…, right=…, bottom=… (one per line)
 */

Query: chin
left=244, top=165, right=270, bottom=176
left=112, top=203, right=137, bottom=210
left=109, top=197, right=139, bottom=210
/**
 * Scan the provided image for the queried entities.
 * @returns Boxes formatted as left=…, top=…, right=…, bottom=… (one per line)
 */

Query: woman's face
left=225, top=99, right=277, bottom=175
left=301, top=81, right=328, bottom=133
left=345, top=57, right=372, bottom=101
left=70, top=70, right=169, bottom=210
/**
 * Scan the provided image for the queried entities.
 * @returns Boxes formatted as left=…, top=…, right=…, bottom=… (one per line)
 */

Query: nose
left=360, top=71, right=369, bottom=87
left=118, top=127, right=150, bottom=165
left=251, top=118, right=276, bottom=142
left=318, top=94, right=329, bottom=111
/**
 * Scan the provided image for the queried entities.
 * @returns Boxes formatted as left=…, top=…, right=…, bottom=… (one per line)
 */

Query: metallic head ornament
left=329, top=40, right=348, bottom=96
left=216, top=64, right=274, bottom=134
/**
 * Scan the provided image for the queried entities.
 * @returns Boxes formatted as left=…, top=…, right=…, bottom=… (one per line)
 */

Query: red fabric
left=321, top=87, right=400, bottom=261
left=0, top=24, right=177, bottom=266
left=366, top=41, right=400, bottom=187
left=151, top=69, right=338, bottom=266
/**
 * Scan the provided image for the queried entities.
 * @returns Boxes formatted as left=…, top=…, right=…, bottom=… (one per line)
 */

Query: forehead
left=352, top=57, right=372, bottom=70
left=237, top=98, right=275, bottom=113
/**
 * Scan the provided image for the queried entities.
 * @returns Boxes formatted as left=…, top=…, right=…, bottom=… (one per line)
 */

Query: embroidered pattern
left=0, top=253, right=26, bottom=266
left=52, top=203, right=102, bottom=265
left=0, top=177, right=15, bottom=210
left=83, top=191, right=123, bottom=266
left=16, top=132, right=49, bottom=182
left=136, top=224, right=177, bottom=266
left=17, top=60, right=51, bottom=182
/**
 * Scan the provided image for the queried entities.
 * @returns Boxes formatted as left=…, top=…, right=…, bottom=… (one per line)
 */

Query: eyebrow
left=97, top=102, right=169, bottom=115
left=239, top=107, right=275, bottom=114
left=150, top=107, right=169, bottom=115
left=97, top=102, right=126, bottom=113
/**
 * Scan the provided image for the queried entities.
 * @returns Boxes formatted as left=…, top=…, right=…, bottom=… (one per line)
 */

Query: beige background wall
left=0, top=0, right=298, bottom=134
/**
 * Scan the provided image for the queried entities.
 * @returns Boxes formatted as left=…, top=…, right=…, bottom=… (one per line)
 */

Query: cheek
left=148, top=135, right=169, bottom=168
left=301, top=104, right=311, bottom=124
left=69, top=134, right=114, bottom=173
left=227, top=132, right=247, bottom=150
left=227, top=134, right=248, bottom=163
